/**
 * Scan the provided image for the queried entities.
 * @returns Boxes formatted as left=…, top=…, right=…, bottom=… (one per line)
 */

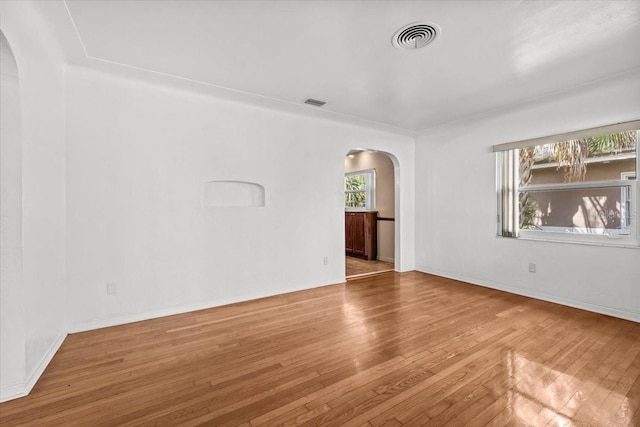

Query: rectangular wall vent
left=304, top=98, right=326, bottom=107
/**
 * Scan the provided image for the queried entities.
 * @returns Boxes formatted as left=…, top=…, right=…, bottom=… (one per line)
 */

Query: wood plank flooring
left=1, top=271, right=639, bottom=426
left=345, top=256, right=394, bottom=278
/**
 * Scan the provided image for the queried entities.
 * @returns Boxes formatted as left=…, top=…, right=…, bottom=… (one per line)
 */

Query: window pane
left=345, top=174, right=366, bottom=191
left=345, top=191, right=366, bottom=208
left=345, top=169, right=375, bottom=210
left=521, top=130, right=637, bottom=185
left=519, top=186, right=633, bottom=235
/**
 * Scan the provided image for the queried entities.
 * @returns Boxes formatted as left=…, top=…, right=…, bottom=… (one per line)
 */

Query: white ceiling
left=60, top=0, right=640, bottom=132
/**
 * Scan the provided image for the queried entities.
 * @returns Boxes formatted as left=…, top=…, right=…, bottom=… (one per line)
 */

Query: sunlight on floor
left=507, top=350, right=630, bottom=425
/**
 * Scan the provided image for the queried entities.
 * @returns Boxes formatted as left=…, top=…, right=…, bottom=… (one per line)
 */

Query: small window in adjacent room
left=494, top=121, right=639, bottom=246
left=345, top=169, right=375, bottom=211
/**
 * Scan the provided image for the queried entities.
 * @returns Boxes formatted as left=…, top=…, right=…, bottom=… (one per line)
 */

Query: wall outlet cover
left=106, top=282, right=117, bottom=295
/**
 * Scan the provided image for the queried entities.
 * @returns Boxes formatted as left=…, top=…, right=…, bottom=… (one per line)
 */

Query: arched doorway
left=344, top=149, right=399, bottom=278
left=0, top=30, right=26, bottom=393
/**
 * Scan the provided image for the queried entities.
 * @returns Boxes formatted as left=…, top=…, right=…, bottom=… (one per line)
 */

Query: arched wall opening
left=343, top=149, right=401, bottom=278
left=0, top=29, right=26, bottom=397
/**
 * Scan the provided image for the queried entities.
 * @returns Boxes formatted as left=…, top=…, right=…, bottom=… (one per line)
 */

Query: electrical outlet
left=323, top=256, right=329, bottom=265
left=528, top=263, right=536, bottom=273
left=106, top=282, right=117, bottom=295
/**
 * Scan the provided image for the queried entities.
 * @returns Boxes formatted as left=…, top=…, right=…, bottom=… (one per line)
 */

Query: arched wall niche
left=202, top=180, right=266, bottom=208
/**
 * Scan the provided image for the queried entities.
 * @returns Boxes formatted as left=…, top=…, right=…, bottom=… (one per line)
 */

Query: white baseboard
left=68, top=277, right=346, bottom=333
left=377, top=256, right=395, bottom=263
left=2, top=278, right=348, bottom=402
left=415, top=265, right=640, bottom=323
left=0, top=332, right=67, bottom=403
left=0, top=381, right=26, bottom=403
left=4, top=269, right=635, bottom=404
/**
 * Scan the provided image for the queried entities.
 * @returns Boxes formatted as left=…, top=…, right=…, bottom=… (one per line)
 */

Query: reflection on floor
left=346, top=255, right=394, bottom=278
left=3, top=272, right=638, bottom=425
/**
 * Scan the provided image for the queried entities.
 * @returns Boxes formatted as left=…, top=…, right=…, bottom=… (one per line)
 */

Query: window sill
left=506, top=232, right=640, bottom=249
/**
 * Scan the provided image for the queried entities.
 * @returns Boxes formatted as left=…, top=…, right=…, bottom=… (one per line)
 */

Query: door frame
left=343, top=149, right=400, bottom=275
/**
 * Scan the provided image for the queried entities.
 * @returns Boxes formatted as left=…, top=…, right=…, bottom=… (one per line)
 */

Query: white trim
left=521, top=225, right=630, bottom=235
left=377, top=256, right=395, bottom=263
left=68, top=277, right=345, bottom=333
left=492, top=119, right=640, bottom=152
left=516, top=232, right=640, bottom=248
left=521, top=179, right=631, bottom=192
left=0, top=381, right=27, bottom=403
left=621, top=171, right=636, bottom=230
left=3, top=279, right=347, bottom=402
left=497, top=150, right=518, bottom=237
left=0, top=332, right=67, bottom=403
left=415, top=266, right=640, bottom=323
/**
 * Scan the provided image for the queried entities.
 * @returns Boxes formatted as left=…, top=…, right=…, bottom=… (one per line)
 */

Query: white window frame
left=621, top=171, right=636, bottom=231
left=345, top=169, right=376, bottom=211
left=495, top=122, right=640, bottom=248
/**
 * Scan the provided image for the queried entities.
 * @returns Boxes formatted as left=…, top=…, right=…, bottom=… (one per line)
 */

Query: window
left=345, top=169, right=375, bottom=211
left=495, top=120, right=639, bottom=246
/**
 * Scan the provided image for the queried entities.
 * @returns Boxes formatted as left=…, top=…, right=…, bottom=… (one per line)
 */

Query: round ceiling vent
left=392, top=22, right=440, bottom=50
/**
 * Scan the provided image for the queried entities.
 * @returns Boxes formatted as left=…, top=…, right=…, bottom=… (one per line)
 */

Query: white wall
left=1, top=30, right=26, bottom=394
left=0, top=1, right=67, bottom=401
left=65, top=65, right=415, bottom=331
left=415, top=70, right=640, bottom=321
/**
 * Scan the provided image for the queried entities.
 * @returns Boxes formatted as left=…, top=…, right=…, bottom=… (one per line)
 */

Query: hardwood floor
left=1, top=271, right=639, bottom=426
left=346, top=256, right=394, bottom=278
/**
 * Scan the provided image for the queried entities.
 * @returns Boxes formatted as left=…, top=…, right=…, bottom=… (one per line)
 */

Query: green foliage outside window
left=531, top=131, right=637, bottom=182
left=518, top=130, right=637, bottom=230
left=345, top=174, right=367, bottom=208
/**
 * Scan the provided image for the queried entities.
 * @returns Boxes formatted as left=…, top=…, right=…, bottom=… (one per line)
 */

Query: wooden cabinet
left=345, top=211, right=377, bottom=260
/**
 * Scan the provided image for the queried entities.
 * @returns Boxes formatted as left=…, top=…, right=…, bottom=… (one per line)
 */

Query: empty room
left=1, top=1, right=639, bottom=425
